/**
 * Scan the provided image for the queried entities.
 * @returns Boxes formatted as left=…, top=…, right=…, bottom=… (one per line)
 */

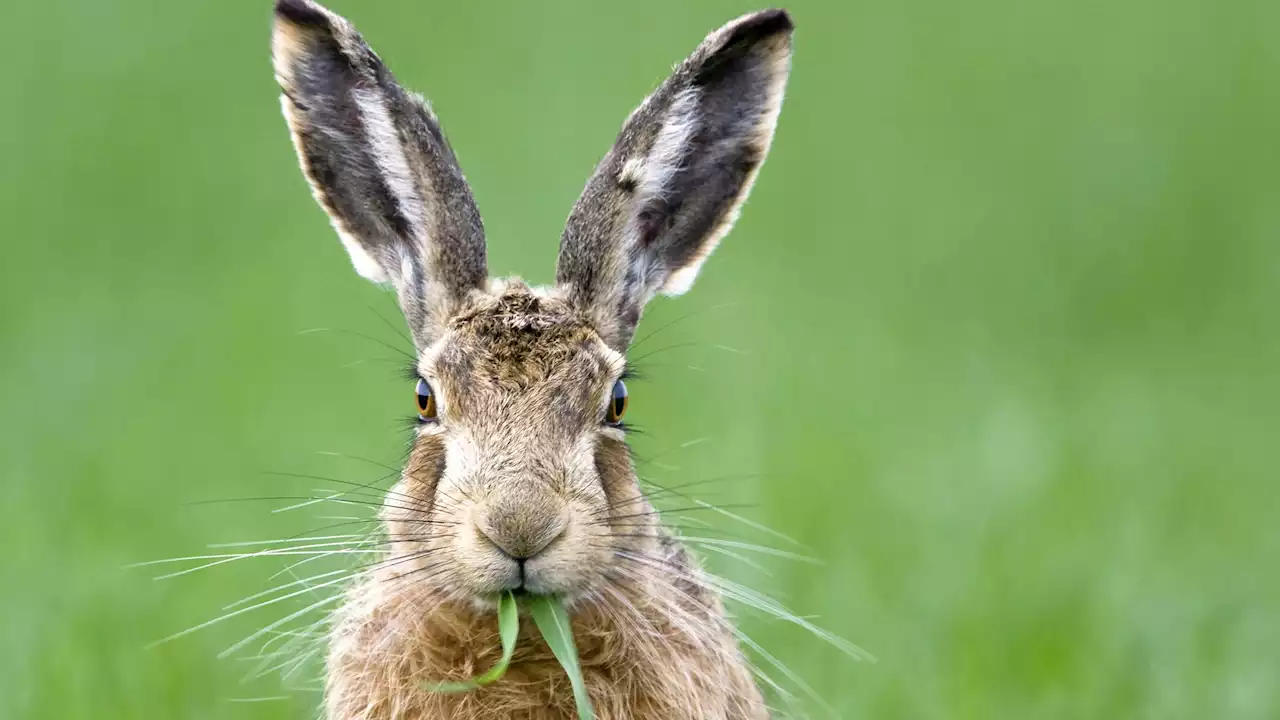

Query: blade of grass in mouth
left=421, top=592, right=595, bottom=719
left=528, top=594, right=595, bottom=720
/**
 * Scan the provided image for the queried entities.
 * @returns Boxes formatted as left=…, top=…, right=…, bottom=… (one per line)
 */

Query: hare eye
left=606, top=379, right=628, bottom=424
left=415, top=378, right=437, bottom=421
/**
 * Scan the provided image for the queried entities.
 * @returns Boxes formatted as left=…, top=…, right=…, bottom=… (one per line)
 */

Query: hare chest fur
left=269, top=1, right=793, bottom=717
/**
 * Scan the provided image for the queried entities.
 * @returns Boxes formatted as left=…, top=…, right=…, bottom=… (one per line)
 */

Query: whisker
left=149, top=574, right=352, bottom=649
left=701, top=575, right=873, bottom=663
left=632, top=437, right=712, bottom=467
left=614, top=548, right=872, bottom=664
left=602, top=503, right=757, bottom=523
left=731, top=624, right=826, bottom=714
left=260, top=470, right=436, bottom=511
left=296, top=326, right=414, bottom=362
left=130, top=541, right=379, bottom=578
left=627, top=341, right=703, bottom=365
left=688, top=497, right=808, bottom=550
left=366, top=303, right=415, bottom=351
left=626, top=302, right=731, bottom=352
left=209, top=535, right=366, bottom=549
left=679, top=537, right=821, bottom=565
left=222, top=568, right=354, bottom=611
left=187, top=494, right=448, bottom=520
left=221, top=547, right=461, bottom=670
left=218, top=592, right=345, bottom=659
left=681, top=544, right=773, bottom=576
left=314, top=451, right=408, bottom=480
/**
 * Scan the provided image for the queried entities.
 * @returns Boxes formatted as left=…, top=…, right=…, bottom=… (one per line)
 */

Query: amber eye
left=415, top=378, right=437, bottom=421
left=606, top=379, right=628, bottom=424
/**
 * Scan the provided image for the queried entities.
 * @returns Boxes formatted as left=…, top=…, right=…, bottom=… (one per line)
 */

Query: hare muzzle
left=469, top=491, right=570, bottom=593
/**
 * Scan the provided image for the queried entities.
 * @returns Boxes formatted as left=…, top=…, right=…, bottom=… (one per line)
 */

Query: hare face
left=384, top=286, right=646, bottom=604
left=272, top=0, right=790, bottom=604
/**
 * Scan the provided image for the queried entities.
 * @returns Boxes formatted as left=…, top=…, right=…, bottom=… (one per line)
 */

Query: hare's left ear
left=272, top=0, right=486, bottom=349
left=555, top=10, right=793, bottom=350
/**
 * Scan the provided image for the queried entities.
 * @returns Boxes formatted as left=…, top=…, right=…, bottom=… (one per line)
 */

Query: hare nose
left=476, top=504, right=567, bottom=560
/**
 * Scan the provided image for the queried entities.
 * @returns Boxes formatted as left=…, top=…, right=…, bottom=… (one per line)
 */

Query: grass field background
left=3, top=0, right=1279, bottom=717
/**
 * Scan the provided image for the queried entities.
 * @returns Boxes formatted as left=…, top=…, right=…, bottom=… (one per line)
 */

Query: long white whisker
left=730, top=624, right=828, bottom=715
left=696, top=544, right=774, bottom=576
left=148, top=575, right=351, bottom=649
left=699, top=573, right=874, bottom=662
left=691, top=498, right=808, bottom=549
left=614, top=544, right=868, bottom=711
left=609, top=560, right=735, bottom=661
left=222, top=568, right=352, bottom=610
left=681, top=536, right=821, bottom=565
left=248, top=616, right=331, bottom=680
left=132, top=547, right=376, bottom=581
left=267, top=547, right=366, bottom=581
left=245, top=619, right=329, bottom=684
left=134, top=538, right=380, bottom=569
left=208, top=534, right=365, bottom=548
left=271, top=492, right=350, bottom=513
left=219, top=592, right=344, bottom=659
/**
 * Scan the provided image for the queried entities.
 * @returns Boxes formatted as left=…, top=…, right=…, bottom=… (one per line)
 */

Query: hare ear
left=555, top=10, right=793, bottom=350
left=272, top=0, right=486, bottom=348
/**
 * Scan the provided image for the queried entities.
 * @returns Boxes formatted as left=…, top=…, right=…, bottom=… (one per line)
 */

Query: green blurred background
left=4, top=0, right=1279, bottom=717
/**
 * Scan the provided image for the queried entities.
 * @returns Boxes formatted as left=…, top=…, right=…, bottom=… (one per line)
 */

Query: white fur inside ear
left=338, top=229, right=390, bottom=283
left=659, top=262, right=702, bottom=295
left=619, top=157, right=647, bottom=189
left=279, top=93, right=390, bottom=284
left=621, top=88, right=700, bottom=300
left=352, top=87, right=427, bottom=242
left=638, top=87, right=700, bottom=201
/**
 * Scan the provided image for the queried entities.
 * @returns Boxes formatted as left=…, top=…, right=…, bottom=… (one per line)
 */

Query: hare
left=270, top=0, right=793, bottom=717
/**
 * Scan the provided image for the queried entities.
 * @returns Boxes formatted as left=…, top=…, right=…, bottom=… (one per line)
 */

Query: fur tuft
left=326, top=549, right=765, bottom=719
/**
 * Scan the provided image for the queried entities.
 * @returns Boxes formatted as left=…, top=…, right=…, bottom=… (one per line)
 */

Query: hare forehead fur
left=425, top=281, right=619, bottom=429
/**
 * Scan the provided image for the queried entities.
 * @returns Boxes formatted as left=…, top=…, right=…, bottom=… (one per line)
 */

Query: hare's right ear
left=272, top=0, right=486, bottom=349
left=555, top=10, right=793, bottom=351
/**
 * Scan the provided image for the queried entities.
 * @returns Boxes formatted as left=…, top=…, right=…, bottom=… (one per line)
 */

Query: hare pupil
left=609, top=380, right=629, bottom=421
left=415, top=378, right=435, bottom=417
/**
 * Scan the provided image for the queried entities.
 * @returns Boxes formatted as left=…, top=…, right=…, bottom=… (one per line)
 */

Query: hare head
left=272, top=0, right=792, bottom=608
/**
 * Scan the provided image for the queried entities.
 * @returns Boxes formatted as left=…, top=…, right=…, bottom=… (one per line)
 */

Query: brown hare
left=270, top=0, right=795, bottom=717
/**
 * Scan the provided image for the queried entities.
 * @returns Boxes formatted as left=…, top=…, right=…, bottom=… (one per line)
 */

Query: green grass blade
left=528, top=595, right=595, bottom=720
left=423, top=590, right=520, bottom=693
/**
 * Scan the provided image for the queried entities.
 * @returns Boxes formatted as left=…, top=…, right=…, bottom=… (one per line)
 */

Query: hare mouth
left=457, top=553, right=577, bottom=601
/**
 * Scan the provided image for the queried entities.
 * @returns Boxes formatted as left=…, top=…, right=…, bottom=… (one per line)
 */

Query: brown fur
left=327, top=586, right=764, bottom=719
left=268, top=2, right=794, bottom=717
left=329, top=285, right=767, bottom=719
left=329, top=534, right=764, bottom=720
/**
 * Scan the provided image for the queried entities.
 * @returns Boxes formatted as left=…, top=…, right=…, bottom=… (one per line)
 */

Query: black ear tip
left=274, top=0, right=331, bottom=29
left=762, top=8, right=795, bottom=33
left=739, top=8, right=795, bottom=38
left=709, top=8, right=793, bottom=59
